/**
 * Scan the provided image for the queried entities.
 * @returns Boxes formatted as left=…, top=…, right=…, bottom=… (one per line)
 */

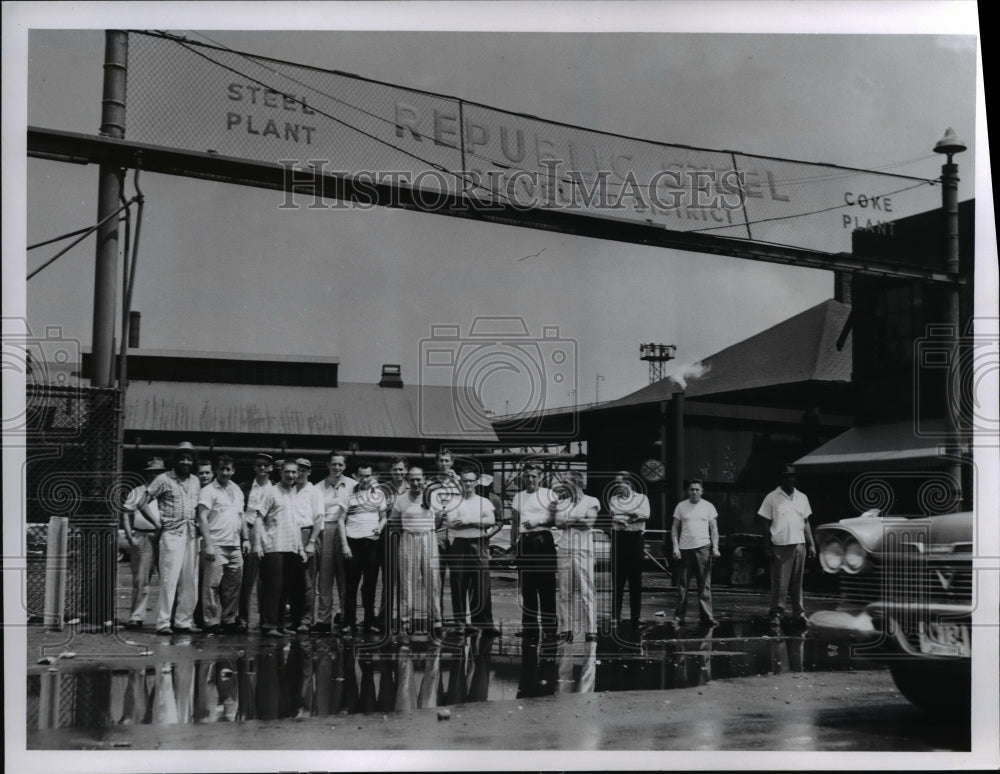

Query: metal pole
left=670, top=389, right=685, bottom=505
left=941, top=157, right=963, bottom=509
left=43, top=516, right=69, bottom=630
left=91, top=30, right=127, bottom=387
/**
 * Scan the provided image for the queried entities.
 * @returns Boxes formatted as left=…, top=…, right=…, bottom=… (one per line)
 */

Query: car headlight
left=819, top=538, right=844, bottom=573
left=842, top=538, right=869, bottom=574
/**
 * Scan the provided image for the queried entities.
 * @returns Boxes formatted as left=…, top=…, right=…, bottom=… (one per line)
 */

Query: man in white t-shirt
left=341, top=463, right=388, bottom=637
left=445, top=469, right=498, bottom=636
left=757, top=467, right=816, bottom=630
left=511, top=464, right=558, bottom=642
left=196, top=455, right=247, bottom=634
left=670, top=479, right=720, bottom=626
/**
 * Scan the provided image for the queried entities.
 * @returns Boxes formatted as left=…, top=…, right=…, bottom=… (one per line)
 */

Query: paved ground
left=29, top=563, right=980, bottom=760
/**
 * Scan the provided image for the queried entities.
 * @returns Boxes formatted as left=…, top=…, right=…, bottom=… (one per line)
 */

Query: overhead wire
left=155, top=30, right=518, bottom=206
left=139, top=31, right=944, bottom=246
left=178, top=30, right=937, bottom=197
left=27, top=197, right=139, bottom=281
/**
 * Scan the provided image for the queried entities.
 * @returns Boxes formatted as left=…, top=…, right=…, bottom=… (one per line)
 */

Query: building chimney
left=834, top=271, right=852, bottom=304
left=379, top=364, right=403, bottom=388
left=128, top=311, right=141, bottom=348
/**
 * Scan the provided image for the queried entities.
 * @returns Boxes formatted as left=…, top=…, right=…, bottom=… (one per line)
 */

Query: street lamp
left=933, top=127, right=966, bottom=510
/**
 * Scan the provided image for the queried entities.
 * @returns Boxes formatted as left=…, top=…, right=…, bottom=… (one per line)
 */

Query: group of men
left=121, top=442, right=816, bottom=640
left=122, top=446, right=507, bottom=640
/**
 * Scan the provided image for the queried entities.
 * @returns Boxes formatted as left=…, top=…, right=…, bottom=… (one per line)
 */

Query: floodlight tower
left=640, top=343, right=676, bottom=384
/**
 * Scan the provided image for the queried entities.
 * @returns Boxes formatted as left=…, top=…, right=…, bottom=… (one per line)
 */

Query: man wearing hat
left=238, top=452, right=274, bottom=632
left=120, top=457, right=166, bottom=629
left=290, top=457, right=323, bottom=633
left=757, top=467, right=816, bottom=630
left=140, top=441, right=202, bottom=635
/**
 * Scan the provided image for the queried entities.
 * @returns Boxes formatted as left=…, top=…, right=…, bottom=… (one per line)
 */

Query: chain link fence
left=125, top=30, right=942, bottom=258
left=25, top=385, right=125, bottom=626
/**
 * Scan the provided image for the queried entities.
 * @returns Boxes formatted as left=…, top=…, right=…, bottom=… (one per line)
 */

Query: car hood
left=818, top=511, right=973, bottom=554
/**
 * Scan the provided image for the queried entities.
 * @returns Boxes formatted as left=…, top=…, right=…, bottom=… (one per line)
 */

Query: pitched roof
left=124, top=380, right=498, bottom=442
left=596, top=298, right=852, bottom=410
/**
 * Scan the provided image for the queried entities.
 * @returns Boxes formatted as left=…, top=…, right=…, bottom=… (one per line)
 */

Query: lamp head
left=934, top=128, right=967, bottom=160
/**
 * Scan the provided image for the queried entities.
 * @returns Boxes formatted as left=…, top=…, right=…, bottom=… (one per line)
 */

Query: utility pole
left=91, top=30, right=128, bottom=387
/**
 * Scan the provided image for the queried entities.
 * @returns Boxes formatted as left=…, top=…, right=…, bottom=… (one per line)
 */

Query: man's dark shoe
left=204, top=624, right=222, bottom=635
left=124, top=620, right=142, bottom=630
left=173, top=626, right=202, bottom=634
left=790, top=613, right=808, bottom=630
left=156, top=627, right=174, bottom=636
left=221, top=622, right=243, bottom=634
left=263, top=628, right=284, bottom=639
left=311, top=622, right=332, bottom=635
left=295, top=623, right=310, bottom=634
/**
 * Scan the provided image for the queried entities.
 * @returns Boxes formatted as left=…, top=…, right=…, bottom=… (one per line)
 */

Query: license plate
left=918, top=622, right=970, bottom=657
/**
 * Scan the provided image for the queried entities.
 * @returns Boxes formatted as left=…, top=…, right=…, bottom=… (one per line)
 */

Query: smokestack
left=128, top=311, right=141, bottom=348
left=670, top=387, right=685, bottom=505
left=834, top=271, right=852, bottom=304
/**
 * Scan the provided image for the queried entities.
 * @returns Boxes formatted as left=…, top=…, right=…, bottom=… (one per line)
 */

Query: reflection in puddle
left=26, top=628, right=875, bottom=731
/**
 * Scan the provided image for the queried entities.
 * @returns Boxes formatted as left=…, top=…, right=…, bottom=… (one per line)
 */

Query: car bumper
left=809, top=602, right=972, bottom=659
left=807, top=608, right=880, bottom=643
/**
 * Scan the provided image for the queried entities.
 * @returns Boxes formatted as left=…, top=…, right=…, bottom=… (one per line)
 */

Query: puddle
left=27, top=623, right=877, bottom=730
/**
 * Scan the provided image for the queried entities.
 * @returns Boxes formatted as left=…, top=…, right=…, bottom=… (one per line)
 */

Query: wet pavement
left=21, top=567, right=975, bottom=752
left=27, top=625, right=877, bottom=730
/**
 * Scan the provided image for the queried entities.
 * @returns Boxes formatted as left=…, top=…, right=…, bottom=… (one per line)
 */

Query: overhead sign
left=127, top=31, right=942, bottom=256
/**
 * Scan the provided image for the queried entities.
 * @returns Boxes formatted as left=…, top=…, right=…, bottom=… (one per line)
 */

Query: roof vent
left=379, top=364, right=403, bottom=388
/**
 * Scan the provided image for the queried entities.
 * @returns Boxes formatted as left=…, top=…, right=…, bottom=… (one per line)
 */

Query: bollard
left=43, top=515, right=69, bottom=630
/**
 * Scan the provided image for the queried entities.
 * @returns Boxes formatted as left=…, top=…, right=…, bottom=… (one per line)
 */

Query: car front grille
left=840, top=557, right=973, bottom=607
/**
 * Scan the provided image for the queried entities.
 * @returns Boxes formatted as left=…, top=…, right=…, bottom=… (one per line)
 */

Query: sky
left=7, top=3, right=986, bottom=419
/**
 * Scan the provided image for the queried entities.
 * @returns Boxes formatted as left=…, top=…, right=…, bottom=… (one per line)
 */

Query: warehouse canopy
left=595, top=298, right=851, bottom=411
left=794, top=419, right=950, bottom=471
left=125, top=380, right=497, bottom=442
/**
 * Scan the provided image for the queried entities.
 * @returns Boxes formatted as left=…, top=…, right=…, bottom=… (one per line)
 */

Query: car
left=808, top=508, right=973, bottom=712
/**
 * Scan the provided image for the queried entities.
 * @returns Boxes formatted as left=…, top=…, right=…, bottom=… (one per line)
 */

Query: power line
left=156, top=31, right=517, bottom=207
left=171, top=31, right=936, bottom=197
